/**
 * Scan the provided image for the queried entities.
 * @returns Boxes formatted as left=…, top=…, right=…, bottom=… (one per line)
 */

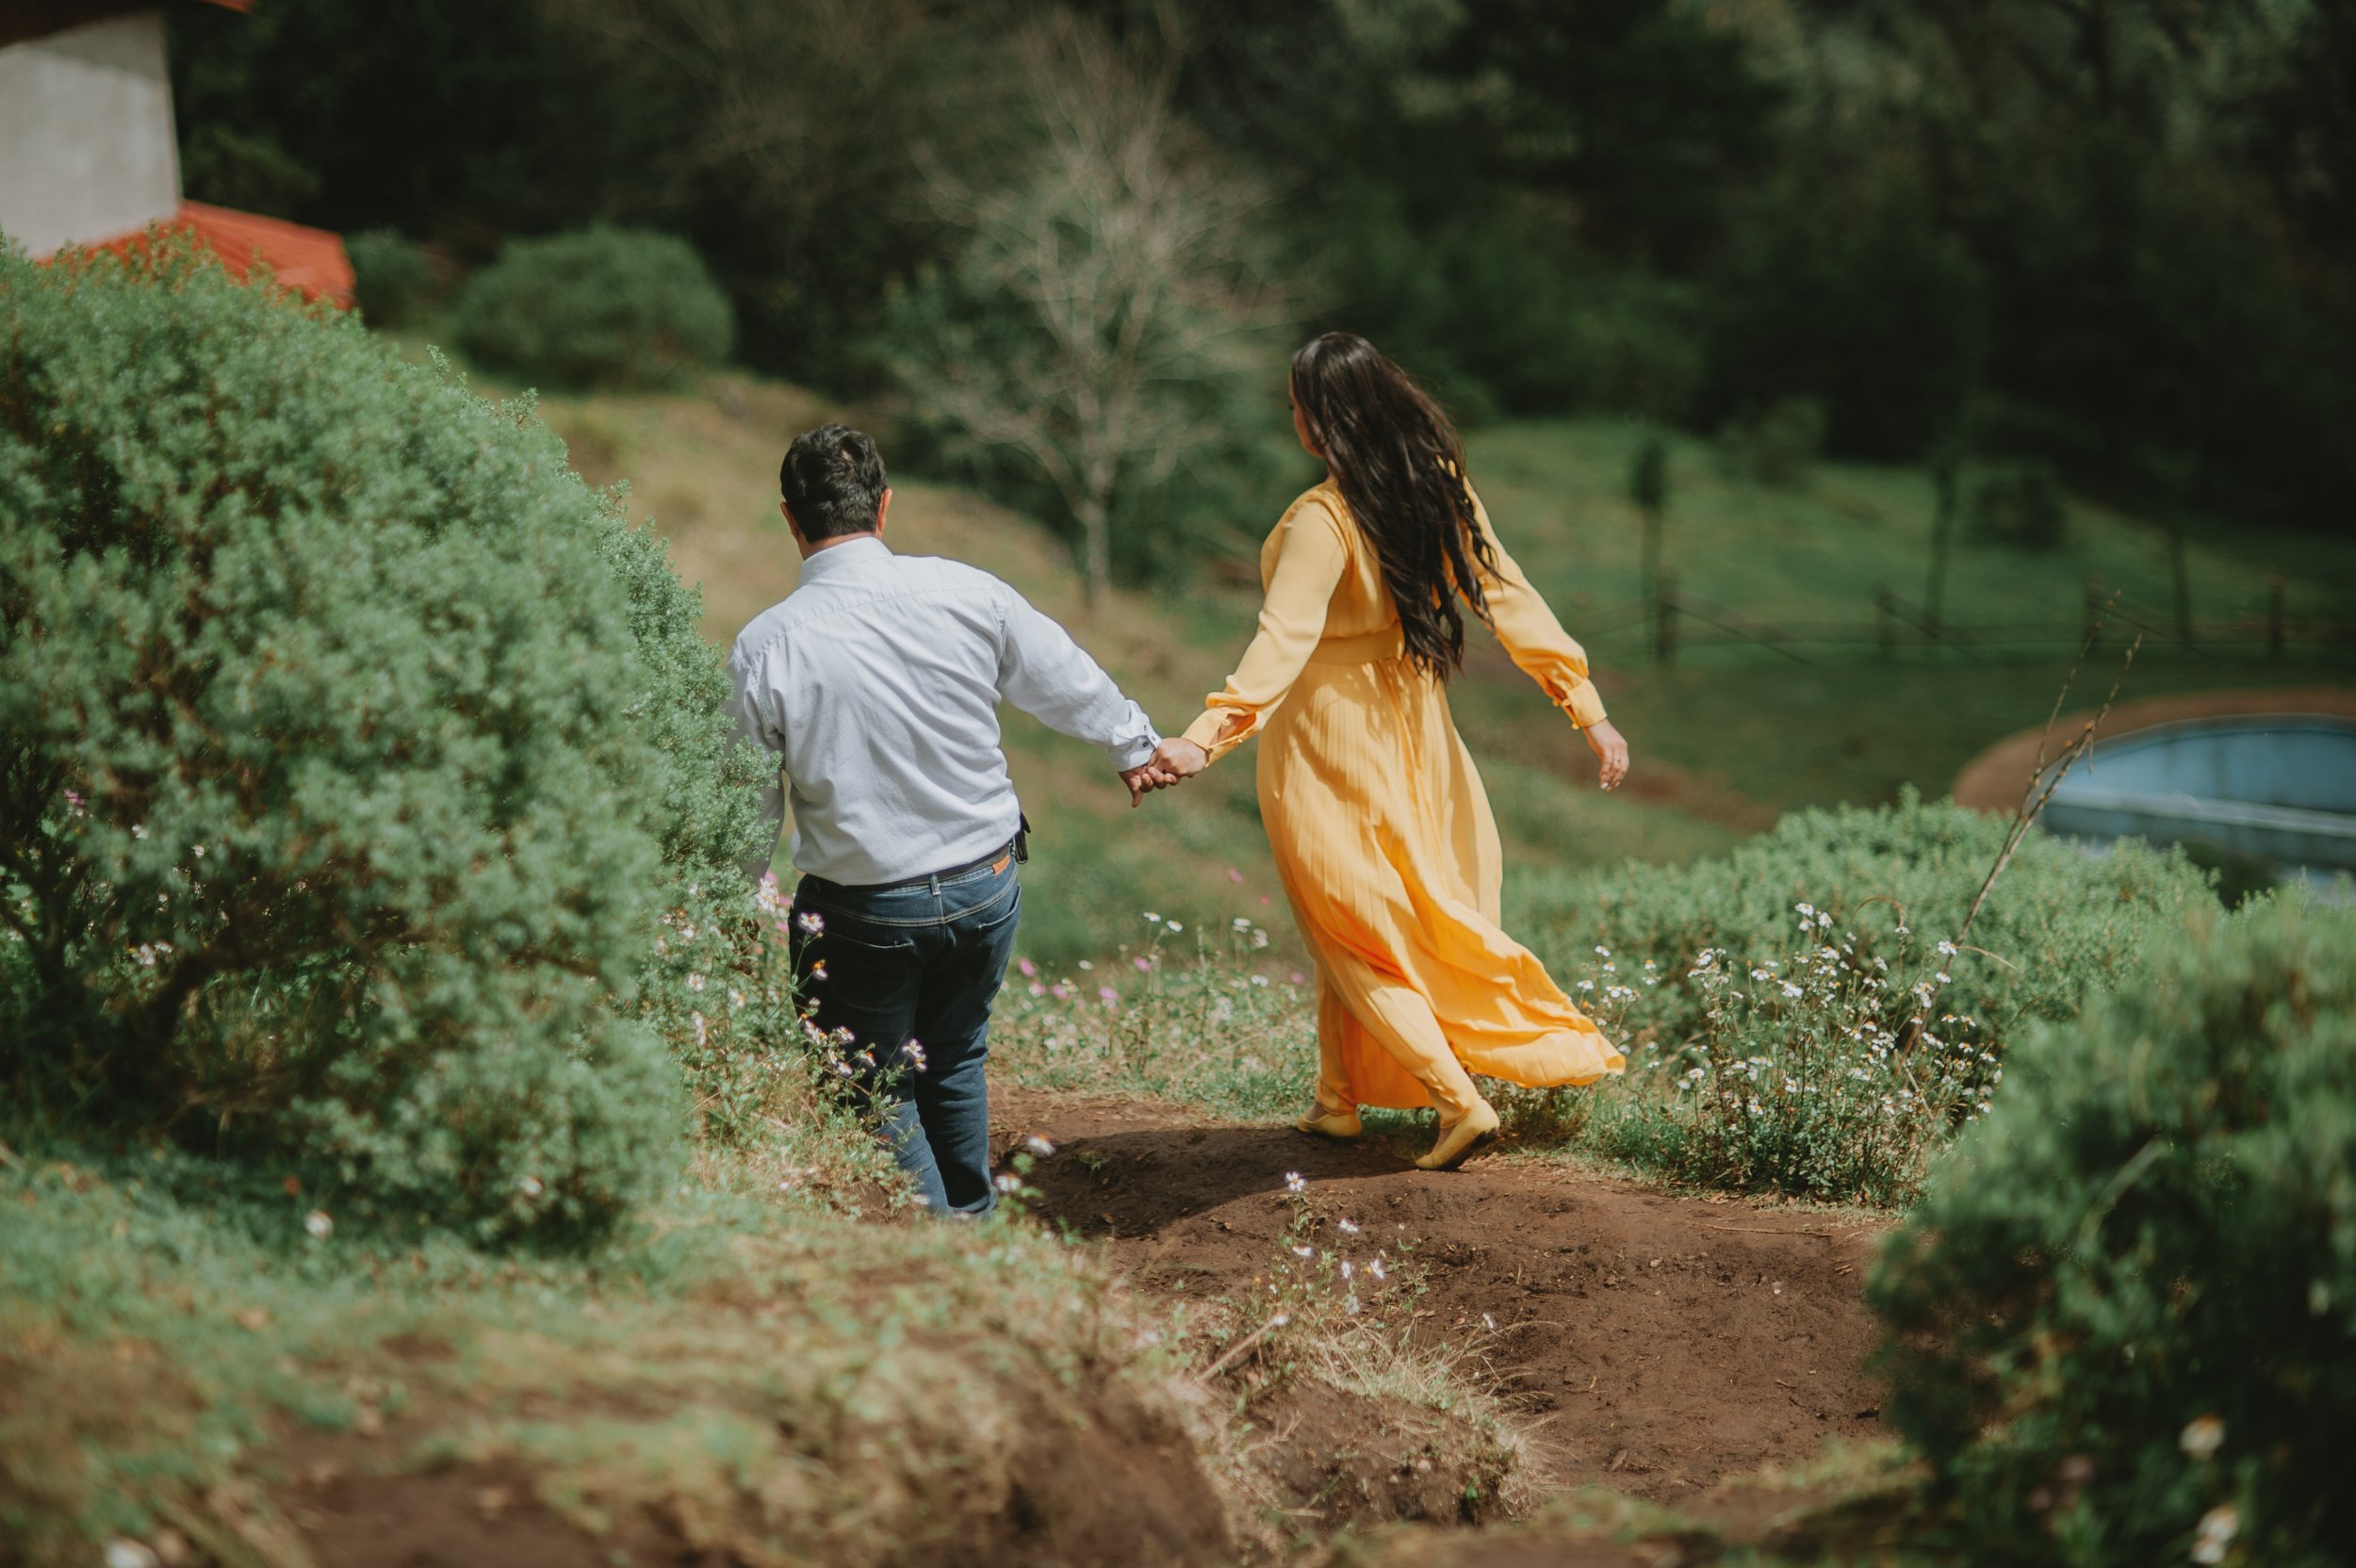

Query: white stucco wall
left=0, top=8, right=180, bottom=258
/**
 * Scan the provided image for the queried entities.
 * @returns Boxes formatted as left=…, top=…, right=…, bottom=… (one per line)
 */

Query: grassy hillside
left=535, top=373, right=2356, bottom=967
left=534, top=378, right=1747, bottom=966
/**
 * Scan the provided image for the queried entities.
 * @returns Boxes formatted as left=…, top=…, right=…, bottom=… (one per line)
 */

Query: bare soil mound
left=995, top=1090, right=1890, bottom=1511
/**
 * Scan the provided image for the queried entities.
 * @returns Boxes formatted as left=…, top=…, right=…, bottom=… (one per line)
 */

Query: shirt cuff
left=1107, top=709, right=1161, bottom=772
left=1556, top=680, right=1608, bottom=730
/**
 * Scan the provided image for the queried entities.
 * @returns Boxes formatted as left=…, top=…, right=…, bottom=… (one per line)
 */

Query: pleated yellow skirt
left=1258, top=630, right=1625, bottom=1119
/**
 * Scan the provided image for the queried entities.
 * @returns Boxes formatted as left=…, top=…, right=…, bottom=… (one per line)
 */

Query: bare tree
left=893, top=13, right=1297, bottom=607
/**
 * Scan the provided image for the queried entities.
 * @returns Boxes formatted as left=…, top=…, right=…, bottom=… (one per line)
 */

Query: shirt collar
left=796, top=535, right=891, bottom=583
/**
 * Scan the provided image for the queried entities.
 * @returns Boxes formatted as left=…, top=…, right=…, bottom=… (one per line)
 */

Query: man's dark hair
left=778, top=423, right=888, bottom=541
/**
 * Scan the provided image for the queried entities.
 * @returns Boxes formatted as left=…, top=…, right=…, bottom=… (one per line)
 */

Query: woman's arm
left=1166, top=499, right=1351, bottom=772
left=1470, top=488, right=1629, bottom=790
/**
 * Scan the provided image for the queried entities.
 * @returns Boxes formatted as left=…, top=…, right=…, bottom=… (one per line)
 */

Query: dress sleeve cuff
left=1557, top=681, right=1608, bottom=730
left=1182, top=710, right=1238, bottom=760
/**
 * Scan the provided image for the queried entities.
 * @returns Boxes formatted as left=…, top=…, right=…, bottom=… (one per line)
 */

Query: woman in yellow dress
left=1153, top=333, right=1629, bottom=1171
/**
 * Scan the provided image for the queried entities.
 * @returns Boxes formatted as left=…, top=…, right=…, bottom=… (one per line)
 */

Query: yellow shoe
left=1414, top=1100, right=1499, bottom=1170
left=1294, top=1107, right=1363, bottom=1140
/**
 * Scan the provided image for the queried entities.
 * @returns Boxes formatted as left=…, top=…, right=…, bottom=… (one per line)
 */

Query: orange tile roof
left=74, top=203, right=355, bottom=307
left=172, top=202, right=355, bottom=306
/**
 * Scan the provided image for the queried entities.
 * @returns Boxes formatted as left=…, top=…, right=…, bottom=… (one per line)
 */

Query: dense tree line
left=171, top=0, right=2356, bottom=567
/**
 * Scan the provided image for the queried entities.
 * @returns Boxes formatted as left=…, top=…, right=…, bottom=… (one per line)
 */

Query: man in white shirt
left=727, top=423, right=1173, bottom=1215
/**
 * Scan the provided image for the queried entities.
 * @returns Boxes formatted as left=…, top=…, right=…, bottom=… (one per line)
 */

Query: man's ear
left=780, top=500, right=806, bottom=545
left=875, top=487, right=892, bottom=536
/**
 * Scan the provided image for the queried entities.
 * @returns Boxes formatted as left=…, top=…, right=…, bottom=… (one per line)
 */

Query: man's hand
left=1582, top=720, right=1630, bottom=792
left=1120, top=760, right=1179, bottom=808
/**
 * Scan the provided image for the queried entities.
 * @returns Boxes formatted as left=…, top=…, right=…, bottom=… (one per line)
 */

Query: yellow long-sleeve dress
left=1180, top=479, right=1625, bottom=1121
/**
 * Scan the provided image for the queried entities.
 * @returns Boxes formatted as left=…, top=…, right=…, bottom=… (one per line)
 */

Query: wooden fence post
left=1655, top=572, right=1678, bottom=668
left=2170, top=515, right=2195, bottom=648
left=2268, top=573, right=2285, bottom=658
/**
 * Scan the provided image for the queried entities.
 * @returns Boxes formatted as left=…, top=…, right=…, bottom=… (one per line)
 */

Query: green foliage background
left=166, top=0, right=2356, bottom=564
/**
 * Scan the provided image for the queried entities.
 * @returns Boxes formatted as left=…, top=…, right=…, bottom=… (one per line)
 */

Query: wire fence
left=1573, top=575, right=2356, bottom=667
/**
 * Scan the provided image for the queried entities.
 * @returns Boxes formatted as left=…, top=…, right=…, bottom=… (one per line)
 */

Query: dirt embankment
left=255, top=1089, right=1888, bottom=1568
left=995, top=1091, right=1890, bottom=1528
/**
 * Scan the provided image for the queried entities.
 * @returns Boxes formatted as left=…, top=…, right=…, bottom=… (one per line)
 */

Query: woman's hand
left=1582, top=720, right=1629, bottom=792
left=1153, top=738, right=1210, bottom=780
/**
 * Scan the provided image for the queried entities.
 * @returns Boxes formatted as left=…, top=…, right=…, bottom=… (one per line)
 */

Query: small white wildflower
left=2179, top=1415, right=2225, bottom=1461
left=1023, top=1135, right=1055, bottom=1158
left=519, top=1176, right=545, bottom=1198
left=686, top=972, right=706, bottom=992
left=1284, top=1171, right=1308, bottom=1194
left=794, top=910, right=824, bottom=935
left=102, top=1542, right=158, bottom=1568
left=1142, top=910, right=1160, bottom=923
left=1781, top=983, right=1803, bottom=999
left=303, top=1210, right=333, bottom=1239
left=1336, top=1217, right=1361, bottom=1234
left=131, top=824, right=147, bottom=841
left=191, top=844, right=205, bottom=858
left=994, top=1173, right=1023, bottom=1194
left=904, top=1040, right=928, bottom=1072
left=1481, top=1313, right=1497, bottom=1331
left=1251, top=974, right=1269, bottom=988
left=2190, top=1503, right=2238, bottom=1564
left=1367, top=1257, right=1387, bottom=1281
left=1167, top=921, right=1184, bottom=933
left=1292, top=1244, right=1316, bottom=1260
left=1340, top=1259, right=1354, bottom=1280
left=1937, top=939, right=1959, bottom=956
left=1269, top=1312, right=1291, bottom=1327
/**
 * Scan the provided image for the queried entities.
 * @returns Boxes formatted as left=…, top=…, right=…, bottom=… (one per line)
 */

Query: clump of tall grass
left=992, top=912, right=1316, bottom=1119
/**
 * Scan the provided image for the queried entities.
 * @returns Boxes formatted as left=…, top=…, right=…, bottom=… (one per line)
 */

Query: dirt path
left=994, top=1089, right=1890, bottom=1506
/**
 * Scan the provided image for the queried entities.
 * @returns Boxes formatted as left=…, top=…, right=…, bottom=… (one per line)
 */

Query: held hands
left=1583, top=720, right=1630, bottom=792
left=1117, top=738, right=1210, bottom=808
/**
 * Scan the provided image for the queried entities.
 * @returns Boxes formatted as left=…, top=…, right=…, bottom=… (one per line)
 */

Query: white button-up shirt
left=726, top=538, right=1160, bottom=887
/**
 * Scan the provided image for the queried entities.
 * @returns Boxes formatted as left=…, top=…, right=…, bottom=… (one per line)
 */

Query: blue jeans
left=791, top=852, right=1021, bottom=1217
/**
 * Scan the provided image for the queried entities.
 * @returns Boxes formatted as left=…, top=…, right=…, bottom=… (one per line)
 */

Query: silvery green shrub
left=454, top=226, right=734, bottom=389
left=1513, top=791, right=2217, bottom=1056
left=0, top=241, right=765, bottom=1242
left=1870, top=896, right=2356, bottom=1564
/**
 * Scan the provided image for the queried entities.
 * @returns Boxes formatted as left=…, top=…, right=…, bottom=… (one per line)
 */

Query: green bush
left=1870, top=897, right=2356, bottom=1565
left=454, top=226, right=734, bottom=389
left=345, top=228, right=435, bottom=326
left=1971, top=459, right=2070, bottom=550
left=0, top=240, right=769, bottom=1243
left=1512, top=792, right=2218, bottom=1056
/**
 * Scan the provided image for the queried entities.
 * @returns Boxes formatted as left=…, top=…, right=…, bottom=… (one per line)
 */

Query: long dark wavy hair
left=1290, top=332, right=1497, bottom=680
